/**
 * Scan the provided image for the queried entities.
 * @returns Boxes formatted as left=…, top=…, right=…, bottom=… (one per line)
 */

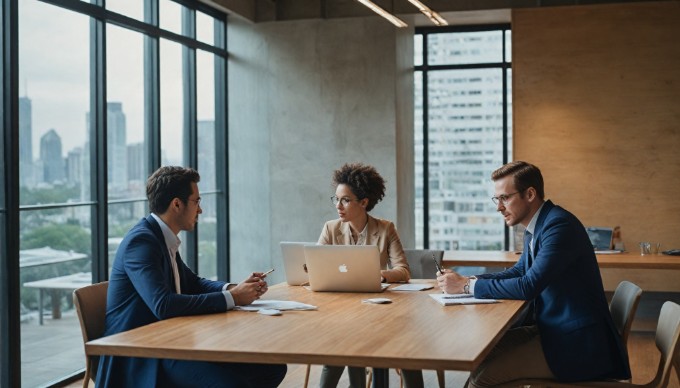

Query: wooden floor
left=64, top=332, right=679, bottom=388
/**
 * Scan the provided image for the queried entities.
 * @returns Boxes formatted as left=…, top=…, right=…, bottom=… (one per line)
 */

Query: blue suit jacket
left=96, top=216, right=228, bottom=388
left=474, top=201, right=631, bottom=381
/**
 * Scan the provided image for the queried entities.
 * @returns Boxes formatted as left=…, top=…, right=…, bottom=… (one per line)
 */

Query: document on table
left=235, top=300, right=318, bottom=311
left=391, top=283, right=434, bottom=291
left=429, top=293, right=498, bottom=306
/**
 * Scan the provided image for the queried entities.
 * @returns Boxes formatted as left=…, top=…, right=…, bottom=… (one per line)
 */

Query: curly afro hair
left=332, top=163, right=385, bottom=212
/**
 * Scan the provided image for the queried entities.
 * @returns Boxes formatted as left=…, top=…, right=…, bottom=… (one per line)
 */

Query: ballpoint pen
left=431, top=253, right=444, bottom=274
left=262, top=268, right=275, bottom=277
left=441, top=294, right=473, bottom=299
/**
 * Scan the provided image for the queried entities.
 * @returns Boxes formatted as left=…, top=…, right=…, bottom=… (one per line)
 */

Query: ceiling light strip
left=355, top=0, right=408, bottom=28
left=407, top=0, right=448, bottom=26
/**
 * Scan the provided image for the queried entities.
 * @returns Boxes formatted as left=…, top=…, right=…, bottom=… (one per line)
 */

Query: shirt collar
left=151, top=213, right=182, bottom=255
left=525, top=202, right=546, bottom=236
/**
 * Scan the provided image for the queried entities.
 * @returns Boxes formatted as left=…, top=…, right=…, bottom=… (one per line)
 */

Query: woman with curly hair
left=318, top=163, right=422, bottom=388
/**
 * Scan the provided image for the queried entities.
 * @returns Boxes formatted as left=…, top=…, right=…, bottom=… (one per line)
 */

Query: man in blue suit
left=96, top=166, right=286, bottom=387
left=437, top=161, right=630, bottom=387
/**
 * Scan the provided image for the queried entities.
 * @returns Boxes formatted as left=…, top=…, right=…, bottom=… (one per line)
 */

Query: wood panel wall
left=512, top=1, right=680, bottom=253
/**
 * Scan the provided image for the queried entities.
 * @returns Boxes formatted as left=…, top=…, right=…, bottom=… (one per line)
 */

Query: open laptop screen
left=586, top=227, right=613, bottom=251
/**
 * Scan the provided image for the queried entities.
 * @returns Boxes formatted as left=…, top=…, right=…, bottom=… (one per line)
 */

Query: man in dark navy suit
left=96, top=166, right=286, bottom=387
left=437, top=161, right=630, bottom=387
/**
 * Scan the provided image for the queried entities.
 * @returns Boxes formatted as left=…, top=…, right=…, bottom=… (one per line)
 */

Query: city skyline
left=18, top=97, right=202, bottom=190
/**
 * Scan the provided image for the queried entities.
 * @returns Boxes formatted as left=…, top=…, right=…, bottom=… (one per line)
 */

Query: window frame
left=415, top=24, right=512, bottom=250
left=1, top=0, right=229, bottom=386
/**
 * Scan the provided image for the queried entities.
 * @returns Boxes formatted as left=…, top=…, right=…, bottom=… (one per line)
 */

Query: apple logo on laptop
left=338, top=264, right=348, bottom=273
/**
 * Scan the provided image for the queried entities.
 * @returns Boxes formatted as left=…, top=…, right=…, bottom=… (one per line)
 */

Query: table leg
left=50, top=289, right=62, bottom=320
left=372, top=368, right=389, bottom=388
left=38, top=289, right=44, bottom=326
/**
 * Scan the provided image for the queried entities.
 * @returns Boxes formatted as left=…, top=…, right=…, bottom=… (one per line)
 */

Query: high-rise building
left=415, top=30, right=511, bottom=251
left=107, top=102, right=128, bottom=193
left=40, top=128, right=65, bottom=184
left=19, top=96, right=34, bottom=186
left=126, top=142, right=146, bottom=183
left=198, top=120, right=216, bottom=216
left=66, top=146, right=83, bottom=185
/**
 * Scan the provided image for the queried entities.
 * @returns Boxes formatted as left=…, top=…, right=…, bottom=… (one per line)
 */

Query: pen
left=432, top=253, right=444, bottom=274
left=442, top=294, right=473, bottom=299
left=261, top=268, right=275, bottom=277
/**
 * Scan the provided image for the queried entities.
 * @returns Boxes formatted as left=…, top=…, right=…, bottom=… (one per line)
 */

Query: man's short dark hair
left=146, top=166, right=200, bottom=214
left=491, top=161, right=545, bottom=200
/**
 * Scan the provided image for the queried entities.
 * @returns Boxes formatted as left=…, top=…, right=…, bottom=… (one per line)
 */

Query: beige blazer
left=317, top=215, right=410, bottom=283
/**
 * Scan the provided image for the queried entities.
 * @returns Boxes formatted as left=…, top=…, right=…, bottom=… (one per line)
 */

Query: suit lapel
left=530, top=200, right=554, bottom=265
left=364, top=215, right=380, bottom=246
left=146, top=215, right=176, bottom=288
left=338, top=222, right=352, bottom=245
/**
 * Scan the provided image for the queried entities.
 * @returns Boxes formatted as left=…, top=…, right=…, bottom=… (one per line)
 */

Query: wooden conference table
left=443, top=250, right=680, bottom=292
left=87, top=281, right=526, bottom=386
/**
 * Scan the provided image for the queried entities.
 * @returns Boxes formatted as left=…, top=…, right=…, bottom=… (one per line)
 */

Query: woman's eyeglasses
left=330, top=196, right=360, bottom=207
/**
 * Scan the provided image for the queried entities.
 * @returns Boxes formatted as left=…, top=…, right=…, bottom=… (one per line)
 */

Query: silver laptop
left=586, top=227, right=614, bottom=252
left=303, top=245, right=384, bottom=292
left=280, top=242, right=314, bottom=286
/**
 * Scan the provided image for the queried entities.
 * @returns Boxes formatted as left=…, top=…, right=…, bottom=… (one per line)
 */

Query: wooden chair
left=496, top=301, right=680, bottom=388
left=73, top=281, right=109, bottom=388
left=610, top=281, right=643, bottom=346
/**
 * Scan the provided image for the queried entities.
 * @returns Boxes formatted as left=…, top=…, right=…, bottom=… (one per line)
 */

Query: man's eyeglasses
left=331, top=196, right=360, bottom=207
left=491, top=191, right=521, bottom=205
left=187, top=197, right=202, bottom=206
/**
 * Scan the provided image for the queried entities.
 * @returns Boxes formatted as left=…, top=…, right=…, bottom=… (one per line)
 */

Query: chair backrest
left=651, top=301, right=680, bottom=388
left=73, top=281, right=109, bottom=384
left=403, top=249, right=444, bottom=279
left=609, top=280, right=642, bottom=345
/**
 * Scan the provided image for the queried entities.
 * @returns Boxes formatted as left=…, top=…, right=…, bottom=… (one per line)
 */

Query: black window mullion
left=502, top=29, right=510, bottom=250
left=182, top=7, right=198, bottom=271
left=145, top=0, right=160, bottom=172
left=422, top=32, right=430, bottom=249
left=90, top=14, right=109, bottom=282
left=215, top=17, right=228, bottom=280
left=2, top=0, right=21, bottom=386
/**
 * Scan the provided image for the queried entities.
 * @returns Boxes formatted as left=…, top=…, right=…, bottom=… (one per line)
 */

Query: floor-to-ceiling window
left=1, top=0, right=228, bottom=386
left=415, top=25, right=513, bottom=251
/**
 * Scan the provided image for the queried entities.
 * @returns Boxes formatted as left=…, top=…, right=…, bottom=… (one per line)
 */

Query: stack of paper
left=391, top=283, right=434, bottom=291
left=235, top=300, right=318, bottom=311
left=429, top=293, right=498, bottom=306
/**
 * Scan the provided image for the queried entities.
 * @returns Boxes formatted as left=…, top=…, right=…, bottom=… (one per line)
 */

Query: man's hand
left=436, top=269, right=468, bottom=294
left=230, top=272, right=269, bottom=306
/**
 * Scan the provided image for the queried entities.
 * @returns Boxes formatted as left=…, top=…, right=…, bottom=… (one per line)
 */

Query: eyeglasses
left=491, top=191, right=521, bottom=205
left=187, top=197, right=202, bottom=206
left=331, top=196, right=361, bottom=207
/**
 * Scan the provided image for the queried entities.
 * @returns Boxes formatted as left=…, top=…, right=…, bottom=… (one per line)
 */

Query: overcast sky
left=20, top=0, right=216, bottom=160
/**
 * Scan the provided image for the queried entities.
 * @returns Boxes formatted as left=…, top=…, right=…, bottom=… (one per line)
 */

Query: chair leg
left=82, top=368, right=91, bottom=388
left=675, top=359, right=680, bottom=387
left=396, top=368, right=403, bottom=388
left=304, top=364, right=311, bottom=388
left=436, top=369, right=445, bottom=388
left=367, top=368, right=373, bottom=388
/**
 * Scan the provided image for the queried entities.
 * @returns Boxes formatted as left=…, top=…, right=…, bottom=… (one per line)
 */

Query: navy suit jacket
left=474, top=201, right=631, bottom=382
left=96, top=216, right=228, bottom=388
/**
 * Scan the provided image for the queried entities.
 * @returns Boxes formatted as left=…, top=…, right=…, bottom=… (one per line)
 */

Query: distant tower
left=66, top=147, right=83, bottom=185
left=19, top=97, right=34, bottom=186
left=107, top=102, right=128, bottom=193
left=40, top=129, right=65, bottom=183
left=126, top=142, right=146, bottom=183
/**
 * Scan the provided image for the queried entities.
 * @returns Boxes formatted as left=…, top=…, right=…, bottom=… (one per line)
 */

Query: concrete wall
left=227, top=16, right=415, bottom=283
